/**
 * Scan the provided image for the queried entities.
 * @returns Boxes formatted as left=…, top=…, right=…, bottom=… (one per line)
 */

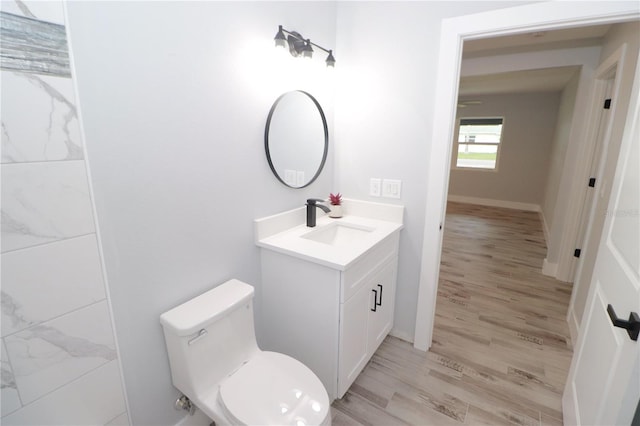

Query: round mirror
left=265, top=91, right=328, bottom=188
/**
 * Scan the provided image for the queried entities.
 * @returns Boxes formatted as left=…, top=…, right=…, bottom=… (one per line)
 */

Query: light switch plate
left=382, top=179, right=401, bottom=199
left=370, top=178, right=381, bottom=197
left=284, top=170, right=296, bottom=186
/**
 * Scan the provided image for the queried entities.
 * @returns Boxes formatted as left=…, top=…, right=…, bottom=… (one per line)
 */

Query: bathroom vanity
left=255, top=199, right=403, bottom=400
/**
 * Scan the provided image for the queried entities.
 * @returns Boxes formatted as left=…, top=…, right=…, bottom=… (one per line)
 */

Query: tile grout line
left=3, top=359, right=117, bottom=414
left=104, top=410, right=127, bottom=425
left=1, top=158, right=86, bottom=167
left=0, top=231, right=97, bottom=256
left=1, top=335, right=25, bottom=415
left=1, top=297, right=109, bottom=339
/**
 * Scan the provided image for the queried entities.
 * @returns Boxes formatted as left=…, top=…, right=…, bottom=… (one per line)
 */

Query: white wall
left=55, top=2, right=638, bottom=424
left=448, top=92, right=561, bottom=207
left=65, top=2, right=336, bottom=425
left=333, top=1, right=532, bottom=342
left=542, top=70, right=580, bottom=237
left=0, top=1, right=127, bottom=424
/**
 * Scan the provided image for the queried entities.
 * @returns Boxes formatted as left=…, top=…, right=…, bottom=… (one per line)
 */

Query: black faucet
left=306, top=198, right=331, bottom=227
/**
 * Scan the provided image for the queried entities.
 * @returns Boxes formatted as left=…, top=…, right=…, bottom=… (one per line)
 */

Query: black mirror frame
left=264, top=90, right=329, bottom=189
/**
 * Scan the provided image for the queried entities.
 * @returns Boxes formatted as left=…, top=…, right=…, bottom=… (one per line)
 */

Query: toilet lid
left=219, top=351, right=330, bottom=426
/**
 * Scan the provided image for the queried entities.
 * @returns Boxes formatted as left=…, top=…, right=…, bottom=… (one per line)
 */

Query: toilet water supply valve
left=175, top=394, right=196, bottom=415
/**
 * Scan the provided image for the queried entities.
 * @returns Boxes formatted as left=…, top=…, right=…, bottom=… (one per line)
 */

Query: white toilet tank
left=160, top=279, right=260, bottom=399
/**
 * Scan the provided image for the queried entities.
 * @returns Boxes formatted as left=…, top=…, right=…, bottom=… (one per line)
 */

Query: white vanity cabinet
left=259, top=232, right=399, bottom=401
left=337, top=235, right=397, bottom=397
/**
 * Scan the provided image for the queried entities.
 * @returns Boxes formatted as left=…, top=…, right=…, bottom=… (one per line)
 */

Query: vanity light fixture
left=274, top=25, right=336, bottom=67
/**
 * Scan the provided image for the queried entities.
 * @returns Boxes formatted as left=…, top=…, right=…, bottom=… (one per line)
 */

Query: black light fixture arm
left=281, top=28, right=332, bottom=54
left=275, top=25, right=335, bottom=66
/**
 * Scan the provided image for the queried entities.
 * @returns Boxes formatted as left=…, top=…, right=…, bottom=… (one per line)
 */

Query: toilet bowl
left=160, top=279, right=331, bottom=426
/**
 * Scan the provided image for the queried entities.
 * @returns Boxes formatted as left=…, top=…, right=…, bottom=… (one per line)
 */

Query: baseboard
left=542, top=258, right=558, bottom=277
left=389, top=328, right=414, bottom=344
left=447, top=195, right=541, bottom=212
left=567, top=309, right=579, bottom=349
left=539, top=210, right=551, bottom=246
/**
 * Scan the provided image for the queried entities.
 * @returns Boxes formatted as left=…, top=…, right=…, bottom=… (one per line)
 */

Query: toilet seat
left=218, top=351, right=330, bottom=426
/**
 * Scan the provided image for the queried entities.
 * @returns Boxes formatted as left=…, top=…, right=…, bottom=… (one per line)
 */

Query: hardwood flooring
left=331, top=202, right=574, bottom=426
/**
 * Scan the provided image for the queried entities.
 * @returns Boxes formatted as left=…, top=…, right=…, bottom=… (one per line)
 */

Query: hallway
left=332, top=202, right=573, bottom=425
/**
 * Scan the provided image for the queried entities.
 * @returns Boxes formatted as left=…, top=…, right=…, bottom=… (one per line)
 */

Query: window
left=455, top=117, right=504, bottom=170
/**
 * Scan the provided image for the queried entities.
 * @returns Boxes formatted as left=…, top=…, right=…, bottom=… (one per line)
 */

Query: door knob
left=607, top=304, right=640, bottom=341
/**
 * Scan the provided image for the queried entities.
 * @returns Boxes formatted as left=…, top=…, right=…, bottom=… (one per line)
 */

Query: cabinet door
left=338, top=283, right=369, bottom=398
left=367, top=259, right=396, bottom=357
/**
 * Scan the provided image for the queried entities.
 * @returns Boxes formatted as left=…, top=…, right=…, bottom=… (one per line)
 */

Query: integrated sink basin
left=254, top=198, right=404, bottom=270
left=301, top=222, right=375, bottom=246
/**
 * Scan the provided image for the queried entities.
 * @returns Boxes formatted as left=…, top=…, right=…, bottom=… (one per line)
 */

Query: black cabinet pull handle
left=607, top=304, right=640, bottom=341
left=376, top=284, right=383, bottom=307
left=371, top=289, right=378, bottom=312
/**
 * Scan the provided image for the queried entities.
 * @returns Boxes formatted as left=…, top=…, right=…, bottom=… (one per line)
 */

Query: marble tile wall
left=0, top=1, right=128, bottom=424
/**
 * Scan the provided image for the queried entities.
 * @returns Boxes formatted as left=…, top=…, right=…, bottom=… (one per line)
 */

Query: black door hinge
left=574, top=249, right=582, bottom=258
left=604, top=98, right=612, bottom=109
left=588, top=177, right=596, bottom=187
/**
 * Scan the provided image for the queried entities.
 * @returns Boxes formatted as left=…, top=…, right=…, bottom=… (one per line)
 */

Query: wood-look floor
left=331, top=202, right=573, bottom=426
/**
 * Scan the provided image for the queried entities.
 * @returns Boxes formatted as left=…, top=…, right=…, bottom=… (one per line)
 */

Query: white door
left=367, top=259, right=397, bottom=357
left=338, top=283, right=369, bottom=398
left=573, top=77, right=614, bottom=268
left=562, top=66, right=640, bottom=425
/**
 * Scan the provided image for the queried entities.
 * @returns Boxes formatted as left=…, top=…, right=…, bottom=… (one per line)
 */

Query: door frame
left=566, top=45, right=627, bottom=343
left=562, top=52, right=640, bottom=426
left=555, top=46, right=626, bottom=284
left=414, top=2, right=640, bottom=351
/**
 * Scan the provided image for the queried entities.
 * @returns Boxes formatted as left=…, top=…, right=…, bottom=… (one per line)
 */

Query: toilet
left=160, top=279, right=331, bottom=426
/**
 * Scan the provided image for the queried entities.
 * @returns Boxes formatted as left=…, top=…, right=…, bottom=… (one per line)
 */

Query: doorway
left=414, top=2, right=639, bottom=352
left=428, top=25, right=593, bottom=424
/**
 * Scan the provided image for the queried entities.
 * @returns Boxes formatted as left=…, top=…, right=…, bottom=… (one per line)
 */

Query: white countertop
left=255, top=199, right=404, bottom=270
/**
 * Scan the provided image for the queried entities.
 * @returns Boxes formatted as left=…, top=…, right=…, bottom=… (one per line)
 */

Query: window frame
left=453, top=116, right=505, bottom=172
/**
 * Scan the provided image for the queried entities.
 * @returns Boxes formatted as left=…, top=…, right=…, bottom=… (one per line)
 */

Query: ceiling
left=458, top=24, right=612, bottom=97
left=462, top=24, right=612, bottom=58
left=459, top=66, right=581, bottom=97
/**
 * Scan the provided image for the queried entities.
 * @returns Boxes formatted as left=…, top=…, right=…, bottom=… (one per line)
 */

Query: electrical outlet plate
left=382, top=179, right=401, bottom=199
left=284, top=170, right=296, bottom=186
left=370, top=178, right=381, bottom=197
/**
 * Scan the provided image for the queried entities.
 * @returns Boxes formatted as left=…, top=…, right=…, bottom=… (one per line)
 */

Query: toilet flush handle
left=188, top=329, right=208, bottom=345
